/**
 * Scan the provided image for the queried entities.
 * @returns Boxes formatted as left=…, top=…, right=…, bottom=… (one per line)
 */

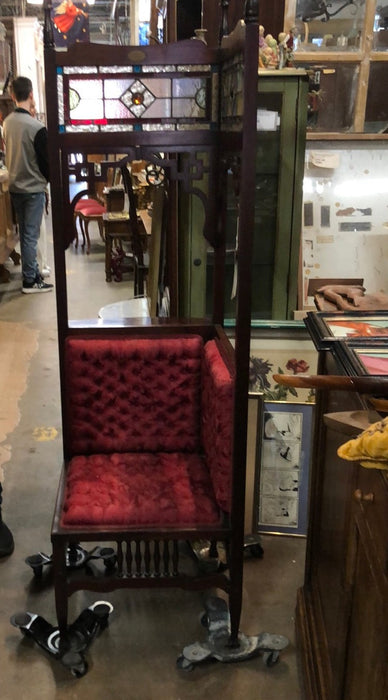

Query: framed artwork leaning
left=305, top=311, right=388, bottom=350
left=335, top=340, right=388, bottom=377
left=253, top=401, right=314, bottom=537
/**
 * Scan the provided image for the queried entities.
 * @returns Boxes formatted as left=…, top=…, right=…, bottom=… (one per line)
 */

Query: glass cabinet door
left=204, top=72, right=308, bottom=322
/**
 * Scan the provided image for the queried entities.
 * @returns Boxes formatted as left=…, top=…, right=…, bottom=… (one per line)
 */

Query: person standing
left=3, top=76, right=53, bottom=293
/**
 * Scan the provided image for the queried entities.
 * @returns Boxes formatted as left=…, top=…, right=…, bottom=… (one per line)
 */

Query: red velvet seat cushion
left=76, top=203, right=106, bottom=215
left=60, top=452, right=221, bottom=527
left=75, top=199, right=106, bottom=213
left=65, top=336, right=203, bottom=455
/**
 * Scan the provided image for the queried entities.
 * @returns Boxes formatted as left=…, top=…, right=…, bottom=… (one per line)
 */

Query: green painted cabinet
left=179, top=70, right=308, bottom=321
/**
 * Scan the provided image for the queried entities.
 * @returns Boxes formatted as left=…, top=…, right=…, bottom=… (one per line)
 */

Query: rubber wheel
left=176, top=655, right=194, bottom=671
left=263, top=650, right=280, bottom=667
left=200, top=612, right=209, bottom=628
left=248, top=543, right=264, bottom=558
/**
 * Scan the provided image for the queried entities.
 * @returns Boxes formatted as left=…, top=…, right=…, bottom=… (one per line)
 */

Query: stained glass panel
left=58, top=65, right=216, bottom=132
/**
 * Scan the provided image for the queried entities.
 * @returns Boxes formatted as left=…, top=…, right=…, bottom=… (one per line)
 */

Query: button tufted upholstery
left=60, top=335, right=233, bottom=528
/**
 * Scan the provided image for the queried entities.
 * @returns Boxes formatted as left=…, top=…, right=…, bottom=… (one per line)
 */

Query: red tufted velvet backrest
left=65, top=336, right=203, bottom=455
left=201, top=340, right=234, bottom=514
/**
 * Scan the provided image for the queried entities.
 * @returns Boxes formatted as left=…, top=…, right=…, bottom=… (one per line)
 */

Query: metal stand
left=10, top=601, right=114, bottom=677
left=177, top=596, right=288, bottom=670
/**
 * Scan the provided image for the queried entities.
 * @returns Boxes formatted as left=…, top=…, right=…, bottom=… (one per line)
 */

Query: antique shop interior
left=0, top=1, right=387, bottom=699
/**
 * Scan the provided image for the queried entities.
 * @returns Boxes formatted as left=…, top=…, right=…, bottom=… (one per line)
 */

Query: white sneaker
left=41, top=267, right=51, bottom=278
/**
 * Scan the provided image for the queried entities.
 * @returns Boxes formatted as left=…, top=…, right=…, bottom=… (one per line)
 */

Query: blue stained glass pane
left=139, top=22, right=149, bottom=45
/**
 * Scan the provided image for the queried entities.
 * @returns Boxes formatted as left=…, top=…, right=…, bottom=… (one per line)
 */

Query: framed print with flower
left=253, top=401, right=314, bottom=537
left=249, top=337, right=317, bottom=404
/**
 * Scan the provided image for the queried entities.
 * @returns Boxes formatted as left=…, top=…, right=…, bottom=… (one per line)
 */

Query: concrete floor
left=0, top=218, right=305, bottom=699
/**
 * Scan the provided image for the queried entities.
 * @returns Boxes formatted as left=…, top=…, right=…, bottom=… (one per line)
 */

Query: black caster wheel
left=25, top=552, right=51, bottom=578
left=61, top=651, right=88, bottom=678
left=248, top=543, right=264, bottom=558
left=176, top=655, right=194, bottom=671
left=263, top=650, right=280, bottom=667
left=200, top=612, right=209, bottom=628
left=99, top=547, right=117, bottom=571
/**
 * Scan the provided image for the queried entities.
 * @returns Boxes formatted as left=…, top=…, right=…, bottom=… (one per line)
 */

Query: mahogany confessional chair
left=11, top=0, right=285, bottom=677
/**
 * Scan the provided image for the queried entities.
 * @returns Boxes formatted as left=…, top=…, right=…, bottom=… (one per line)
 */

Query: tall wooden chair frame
left=43, top=0, right=259, bottom=652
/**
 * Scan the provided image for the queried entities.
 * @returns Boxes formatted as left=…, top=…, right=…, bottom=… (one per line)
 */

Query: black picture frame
left=305, top=310, right=388, bottom=350
left=335, top=340, right=388, bottom=377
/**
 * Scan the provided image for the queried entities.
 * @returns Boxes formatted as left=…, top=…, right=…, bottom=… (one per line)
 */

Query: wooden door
left=344, top=507, right=388, bottom=699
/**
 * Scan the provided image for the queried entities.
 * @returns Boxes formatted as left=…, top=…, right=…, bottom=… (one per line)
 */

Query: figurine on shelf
left=258, top=24, right=266, bottom=48
left=278, top=29, right=295, bottom=68
left=264, top=34, right=279, bottom=68
left=258, top=25, right=279, bottom=69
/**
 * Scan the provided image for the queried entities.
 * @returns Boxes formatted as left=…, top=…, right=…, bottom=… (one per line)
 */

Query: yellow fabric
left=337, top=416, right=388, bottom=470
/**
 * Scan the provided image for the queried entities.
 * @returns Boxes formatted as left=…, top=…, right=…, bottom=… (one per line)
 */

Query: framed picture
left=336, top=341, right=388, bottom=376
left=249, top=336, right=317, bottom=404
left=305, top=310, right=388, bottom=350
left=253, top=401, right=314, bottom=536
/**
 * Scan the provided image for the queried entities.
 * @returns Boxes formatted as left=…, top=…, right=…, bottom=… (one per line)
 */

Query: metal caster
left=244, top=534, right=264, bottom=559
left=177, top=596, right=289, bottom=670
left=25, top=545, right=117, bottom=578
left=10, top=601, right=114, bottom=676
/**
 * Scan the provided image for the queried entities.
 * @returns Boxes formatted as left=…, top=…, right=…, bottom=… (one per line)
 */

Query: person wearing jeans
left=11, top=191, right=45, bottom=285
left=3, top=76, right=53, bottom=293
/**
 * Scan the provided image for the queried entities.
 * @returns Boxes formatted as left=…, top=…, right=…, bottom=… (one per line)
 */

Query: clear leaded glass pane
left=59, top=65, right=217, bottom=130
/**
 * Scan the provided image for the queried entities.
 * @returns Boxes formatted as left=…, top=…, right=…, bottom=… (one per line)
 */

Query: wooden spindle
left=117, top=541, right=124, bottom=577
left=144, top=541, right=151, bottom=577
left=125, top=540, right=133, bottom=577
left=244, top=0, right=259, bottom=24
left=172, top=541, right=179, bottom=576
left=163, top=541, right=170, bottom=576
left=135, top=541, right=142, bottom=576
left=154, top=540, right=161, bottom=577
left=219, top=0, right=230, bottom=44
left=43, top=0, right=54, bottom=48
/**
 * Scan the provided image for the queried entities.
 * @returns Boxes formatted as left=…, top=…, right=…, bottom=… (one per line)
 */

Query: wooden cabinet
left=296, top=350, right=388, bottom=700
left=284, top=0, right=388, bottom=134
left=180, top=70, right=308, bottom=321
